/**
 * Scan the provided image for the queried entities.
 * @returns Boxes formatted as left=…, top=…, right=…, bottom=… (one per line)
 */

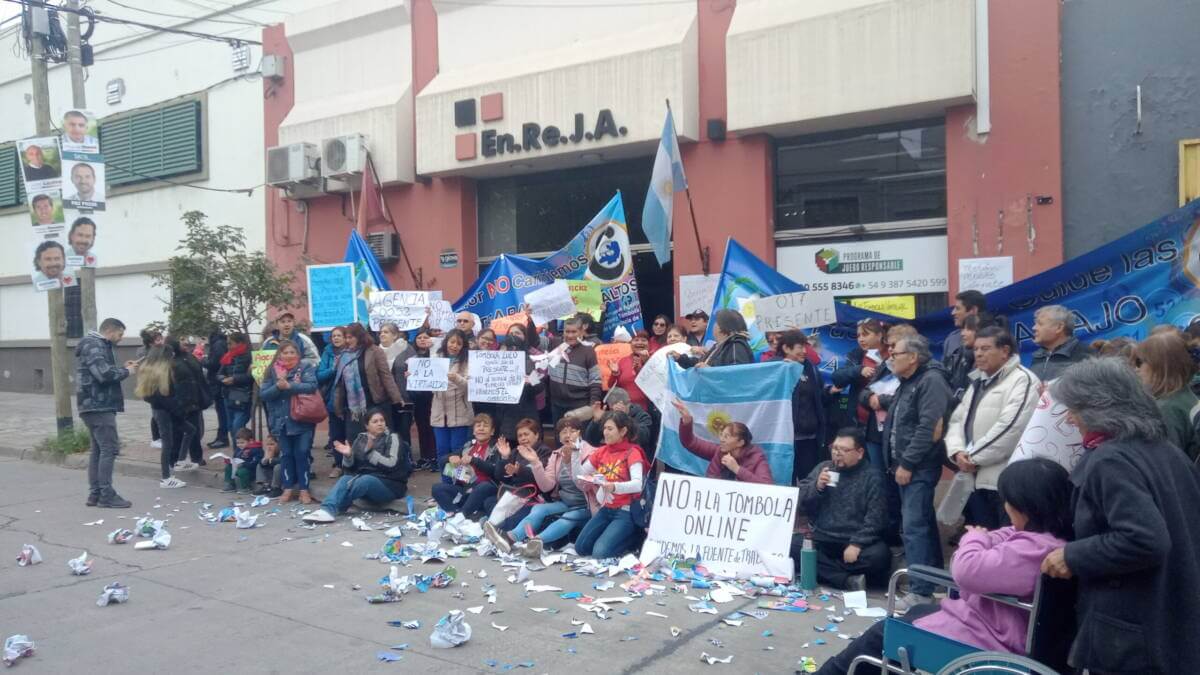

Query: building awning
left=727, top=0, right=976, bottom=137
left=279, top=0, right=414, bottom=185
left=415, top=12, right=699, bottom=178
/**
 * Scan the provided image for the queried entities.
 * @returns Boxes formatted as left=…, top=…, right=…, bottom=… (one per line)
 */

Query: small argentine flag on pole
left=641, top=104, right=688, bottom=267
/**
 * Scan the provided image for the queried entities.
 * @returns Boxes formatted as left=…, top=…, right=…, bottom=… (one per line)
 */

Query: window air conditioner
left=367, top=232, right=400, bottom=264
left=321, top=133, right=368, bottom=180
left=266, top=143, right=319, bottom=187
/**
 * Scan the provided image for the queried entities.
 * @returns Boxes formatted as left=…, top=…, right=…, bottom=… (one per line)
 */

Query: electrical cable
left=105, top=0, right=267, bottom=28
left=1, top=0, right=262, bottom=45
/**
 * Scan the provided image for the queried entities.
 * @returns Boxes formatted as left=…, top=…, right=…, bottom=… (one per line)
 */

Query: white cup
left=827, top=470, right=841, bottom=488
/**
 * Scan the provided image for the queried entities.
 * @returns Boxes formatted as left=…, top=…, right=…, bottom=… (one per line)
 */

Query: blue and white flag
left=344, top=230, right=391, bottom=327
left=641, top=108, right=688, bottom=267
left=656, top=360, right=803, bottom=486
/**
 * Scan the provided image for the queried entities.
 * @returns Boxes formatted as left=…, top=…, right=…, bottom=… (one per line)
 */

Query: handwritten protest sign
left=595, top=343, right=632, bottom=390
left=640, top=473, right=798, bottom=578
left=405, top=357, right=449, bottom=392
left=468, top=350, right=524, bottom=404
left=526, top=281, right=576, bottom=326
left=634, top=343, right=691, bottom=411
left=489, top=312, right=529, bottom=336
left=679, top=274, right=719, bottom=318
left=1009, top=385, right=1084, bottom=471
left=849, top=295, right=916, bottom=319
left=567, top=280, right=603, bottom=320
left=958, top=256, right=1013, bottom=294
left=306, top=263, right=357, bottom=331
left=369, top=290, right=429, bottom=331
left=429, top=300, right=456, bottom=332
left=250, top=350, right=275, bottom=384
left=752, top=291, right=837, bottom=332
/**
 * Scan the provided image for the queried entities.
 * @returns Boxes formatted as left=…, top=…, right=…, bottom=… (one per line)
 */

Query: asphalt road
left=0, top=457, right=887, bottom=674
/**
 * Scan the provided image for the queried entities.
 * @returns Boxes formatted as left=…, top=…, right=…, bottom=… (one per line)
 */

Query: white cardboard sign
left=679, top=274, right=720, bottom=318
left=429, top=300, right=456, bottom=332
left=958, top=256, right=1013, bottom=294
left=526, top=280, right=576, bottom=326
left=405, top=357, right=449, bottom=392
left=468, top=350, right=525, bottom=405
left=751, top=291, right=837, bottom=332
left=634, top=343, right=692, bottom=412
left=640, top=473, right=798, bottom=579
left=1008, top=385, right=1084, bottom=471
left=369, top=290, right=429, bottom=331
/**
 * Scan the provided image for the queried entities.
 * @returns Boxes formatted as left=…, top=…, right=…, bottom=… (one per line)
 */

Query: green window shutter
left=100, top=99, right=201, bottom=187
left=0, top=145, right=18, bottom=207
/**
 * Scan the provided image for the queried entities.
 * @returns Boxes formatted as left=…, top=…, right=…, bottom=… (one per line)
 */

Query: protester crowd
left=76, top=289, right=1200, bottom=674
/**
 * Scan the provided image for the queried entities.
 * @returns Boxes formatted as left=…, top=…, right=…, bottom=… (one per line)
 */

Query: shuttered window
left=0, top=144, right=22, bottom=208
left=101, top=99, right=202, bottom=187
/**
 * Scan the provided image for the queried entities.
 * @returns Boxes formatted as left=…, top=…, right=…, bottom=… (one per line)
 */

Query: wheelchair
left=848, top=565, right=1076, bottom=675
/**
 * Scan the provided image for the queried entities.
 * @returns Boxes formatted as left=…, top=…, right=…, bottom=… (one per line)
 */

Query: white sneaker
left=173, top=461, right=197, bottom=471
left=159, top=477, right=187, bottom=489
left=893, top=591, right=934, bottom=615
left=302, top=509, right=335, bottom=523
left=482, top=520, right=511, bottom=555
left=151, top=440, right=163, bottom=449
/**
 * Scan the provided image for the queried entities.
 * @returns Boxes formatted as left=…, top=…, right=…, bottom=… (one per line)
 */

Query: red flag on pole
left=356, top=156, right=389, bottom=232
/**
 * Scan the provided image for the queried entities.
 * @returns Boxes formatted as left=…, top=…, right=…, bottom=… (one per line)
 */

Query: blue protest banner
left=307, top=263, right=357, bottom=331
left=344, top=230, right=391, bottom=327
left=454, top=192, right=644, bottom=338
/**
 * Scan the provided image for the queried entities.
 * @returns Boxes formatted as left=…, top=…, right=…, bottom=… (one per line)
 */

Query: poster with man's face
left=30, top=239, right=79, bottom=292
left=17, top=137, right=62, bottom=189
left=66, top=215, right=98, bottom=268
left=28, top=189, right=65, bottom=234
left=60, top=109, right=99, bottom=155
left=61, top=158, right=106, bottom=211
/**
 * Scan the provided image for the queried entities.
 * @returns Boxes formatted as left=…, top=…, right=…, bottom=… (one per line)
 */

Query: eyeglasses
left=830, top=445, right=860, bottom=455
left=891, top=350, right=912, bottom=357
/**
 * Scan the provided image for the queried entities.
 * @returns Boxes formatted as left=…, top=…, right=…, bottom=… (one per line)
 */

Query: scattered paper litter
left=646, top=611, right=669, bottom=619
left=429, top=610, right=472, bottom=649
left=385, top=526, right=403, bottom=538
left=580, top=623, right=594, bottom=635
left=491, top=622, right=508, bottom=632
left=83, top=519, right=103, bottom=526
left=670, top=626, right=682, bottom=637
left=529, top=607, right=549, bottom=613
left=467, top=606, right=484, bottom=614
left=67, top=551, right=93, bottom=575
left=352, top=517, right=373, bottom=532
left=234, top=508, right=258, bottom=529
left=96, top=582, right=129, bottom=607
left=15, top=544, right=42, bottom=566
left=376, top=651, right=403, bottom=662
left=3, top=635, right=35, bottom=667
left=700, top=652, right=734, bottom=665
left=323, top=584, right=335, bottom=589
left=722, top=619, right=743, bottom=627
left=842, top=590, right=868, bottom=609
left=340, top=541, right=354, bottom=548
left=853, top=607, right=888, bottom=618
left=523, top=581, right=562, bottom=593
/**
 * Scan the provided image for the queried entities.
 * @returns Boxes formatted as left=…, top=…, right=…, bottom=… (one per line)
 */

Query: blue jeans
left=511, top=501, right=590, bottom=544
left=279, top=429, right=314, bottom=490
left=575, top=507, right=638, bottom=558
left=225, top=401, right=250, bottom=439
left=321, top=474, right=396, bottom=514
left=898, top=464, right=944, bottom=595
left=434, top=426, right=471, bottom=484
left=866, top=441, right=886, bottom=474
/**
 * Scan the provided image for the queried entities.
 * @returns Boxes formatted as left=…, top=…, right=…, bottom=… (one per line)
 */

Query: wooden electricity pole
left=28, top=9, right=74, bottom=435
left=66, top=0, right=97, bottom=333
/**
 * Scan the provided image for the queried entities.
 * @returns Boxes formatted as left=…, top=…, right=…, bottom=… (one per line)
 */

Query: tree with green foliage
left=153, top=211, right=299, bottom=337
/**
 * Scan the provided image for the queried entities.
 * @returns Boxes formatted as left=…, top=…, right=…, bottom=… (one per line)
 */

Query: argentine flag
left=344, top=230, right=391, bottom=327
left=640, top=108, right=688, bottom=267
left=656, top=360, right=803, bottom=485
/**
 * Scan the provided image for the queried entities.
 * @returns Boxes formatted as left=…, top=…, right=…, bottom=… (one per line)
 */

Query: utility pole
left=65, top=0, right=97, bottom=333
left=28, top=7, right=74, bottom=436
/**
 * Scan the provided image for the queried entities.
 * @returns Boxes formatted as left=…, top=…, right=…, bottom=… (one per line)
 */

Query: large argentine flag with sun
left=656, top=360, right=802, bottom=486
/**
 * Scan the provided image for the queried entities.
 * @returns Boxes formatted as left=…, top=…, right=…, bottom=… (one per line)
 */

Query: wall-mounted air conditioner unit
left=266, top=143, right=320, bottom=188
left=367, top=232, right=400, bottom=264
left=321, top=133, right=368, bottom=180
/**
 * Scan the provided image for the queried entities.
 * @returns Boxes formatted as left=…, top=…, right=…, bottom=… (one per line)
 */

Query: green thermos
left=800, top=538, right=817, bottom=590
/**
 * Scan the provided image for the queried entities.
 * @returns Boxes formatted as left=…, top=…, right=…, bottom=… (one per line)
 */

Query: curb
left=0, top=444, right=228, bottom=488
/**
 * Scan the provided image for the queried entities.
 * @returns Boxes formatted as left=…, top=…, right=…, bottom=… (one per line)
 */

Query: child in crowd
left=223, top=428, right=264, bottom=494
left=817, top=458, right=1073, bottom=674
left=252, top=435, right=283, bottom=498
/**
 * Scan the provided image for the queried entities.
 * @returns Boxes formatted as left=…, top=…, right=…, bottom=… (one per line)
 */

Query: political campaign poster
left=28, top=188, right=65, bottom=234
left=368, top=290, right=429, bottom=331
left=17, top=137, right=61, bottom=189
left=60, top=109, right=100, bottom=155
left=751, top=291, right=838, bottom=332
left=406, top=357, right=450, bottom=392
left=61, top=156, right=106, bottom=211
left=306, top=263, right=357, bottom=332
left=29, top=239, right=78, bottom=292
left=467, top=350, right=524, bottom=405
left=64, top=215, right=98, bottom=268
left=640, top=473, right=799, bottom=579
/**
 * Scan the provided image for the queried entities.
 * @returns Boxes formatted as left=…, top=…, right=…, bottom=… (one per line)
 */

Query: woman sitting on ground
left=573, top=410, right=649, bottom=559
left=303, top=408, right=410, bottom=523
left=670, top=399, right=773, bottom=484
left=478, top=418, right=552, bottom=527
left=430, top=413, right=499, bottom=520
left=817, top=458, right=1073, bottom=675
left=486, top=416, right=598, bottom=556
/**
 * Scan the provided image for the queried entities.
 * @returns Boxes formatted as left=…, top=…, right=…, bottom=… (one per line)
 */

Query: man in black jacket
left=204, top=330, right=230, bottom=448
left=793, top=428, right=889, bottom=590
left=883, top=334, right=952, bottom=611
left=76, top=318, right=137, bottom=508
left=1030, top=304, right=1090, bottom=381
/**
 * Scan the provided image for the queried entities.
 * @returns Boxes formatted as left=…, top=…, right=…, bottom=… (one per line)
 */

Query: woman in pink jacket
left=670, top=399, right=774, bottom=484
left=490, top=416, right=597, bottom=557
left=817, top=457, right=1073, bottom=674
